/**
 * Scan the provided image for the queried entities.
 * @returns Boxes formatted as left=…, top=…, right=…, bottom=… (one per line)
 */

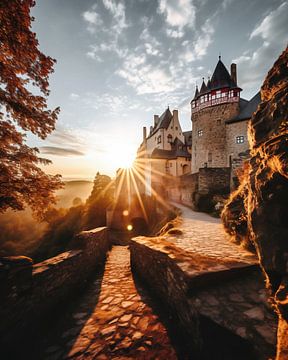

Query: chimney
left=143, top=126, right=147, bottom=143
left=154, top=115, right=159, bottom=127
left=173, top=109, right=178, bottom=121
left=231, top=63, right=237, bottom=85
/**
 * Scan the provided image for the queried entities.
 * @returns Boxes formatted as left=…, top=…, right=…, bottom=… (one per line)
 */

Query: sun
left=106, top=143, right=136, bottom=170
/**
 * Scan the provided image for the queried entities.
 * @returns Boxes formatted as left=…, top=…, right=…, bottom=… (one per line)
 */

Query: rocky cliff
left=222, top=47, right=288, bottom=359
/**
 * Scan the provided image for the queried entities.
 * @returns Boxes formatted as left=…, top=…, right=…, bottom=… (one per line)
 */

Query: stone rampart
left=130, top=235, right=276, bottom=359
left=0, top=227, right=110, bottom=346
left=198, top=167, right=230, bottom=194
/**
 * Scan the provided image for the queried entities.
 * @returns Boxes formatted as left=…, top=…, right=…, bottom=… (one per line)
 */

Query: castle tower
left=191, top=57, right=242, bottom=173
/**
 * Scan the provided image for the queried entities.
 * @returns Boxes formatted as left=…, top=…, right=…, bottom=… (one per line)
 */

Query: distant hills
left=55, top=180, right=93, bottom=208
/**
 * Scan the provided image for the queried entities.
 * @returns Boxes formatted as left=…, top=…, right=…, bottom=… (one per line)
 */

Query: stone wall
left=0, top=227, right=110, bottom=346
left=198, top=167, right=230, bottom=194
left=167, top=168, right=230, bottom=209
left=130, top=239, right=202, bottom=355
left=192, top=102, right=239, bottom=173
left=226, top=120, right=249, bottom=162
left=130, top=236, right=276, bottom=359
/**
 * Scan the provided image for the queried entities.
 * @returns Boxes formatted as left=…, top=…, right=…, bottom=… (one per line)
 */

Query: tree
left=0, top=0, right=62, bottom=218
left=82, top=173, right=114, bottom=230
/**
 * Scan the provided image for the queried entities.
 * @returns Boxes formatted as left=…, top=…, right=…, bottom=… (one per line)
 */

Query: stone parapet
left=0, top=227, right=110, bottom=346
left=130, top=205, right=277, bottom=359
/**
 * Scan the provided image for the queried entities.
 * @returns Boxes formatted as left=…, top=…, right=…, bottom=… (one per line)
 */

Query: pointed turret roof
left=207, top=77, right=211, bottom=90
left=199, top=78, right=208, bottom=95
left=193, top=85, right=199, bottom=99
left=210, top=56, right=237, bottom=90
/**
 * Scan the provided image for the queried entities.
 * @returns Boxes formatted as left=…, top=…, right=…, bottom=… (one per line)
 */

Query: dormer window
left=167, top=134, right=172, bottom=143
left=157, top=135, right=161, bottom=144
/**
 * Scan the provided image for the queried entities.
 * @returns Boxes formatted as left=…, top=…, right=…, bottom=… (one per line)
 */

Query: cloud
left=250, top=2, right=287, bottom=40
left=102, top=0, right=128, bottom=33
left=40, top=146, right=85, bottom=157
left=82, top=8, right=103, bottom=34
left=70, top=93, right=80, bottom=99
left=83, top=1, right=129, bottom=62
left=233, top=2, right=288, bottom=91
left=158, top=0, right=196, bottom=28
left=116, top=53, right=173, bottom=94
left=83, top=10, right=101, bottom=25
left=193, top=18, right=214, bottom=58
left=166, top=28, right=184, bottom=38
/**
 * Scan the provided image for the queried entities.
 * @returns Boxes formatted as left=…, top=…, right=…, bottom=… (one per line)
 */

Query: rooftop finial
left=219, top=52, right=221, bottom=60
left=202, top=77, right=204, bottom=81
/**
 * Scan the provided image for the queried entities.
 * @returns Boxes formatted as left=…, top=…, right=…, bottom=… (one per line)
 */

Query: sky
left=29, top=0, right=288, bottom=179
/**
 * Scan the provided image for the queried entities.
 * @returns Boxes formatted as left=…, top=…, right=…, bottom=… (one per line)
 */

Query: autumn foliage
left=0, top=0, right=62, bottom=217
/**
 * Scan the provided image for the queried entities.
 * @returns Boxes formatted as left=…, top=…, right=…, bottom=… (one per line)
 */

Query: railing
left=192, top=96, right=239, bottom=114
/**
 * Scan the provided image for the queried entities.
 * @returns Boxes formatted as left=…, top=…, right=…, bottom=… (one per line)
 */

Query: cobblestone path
left=170, top=202, right=257, bottom=265
left=41, top=246, right=177, bottom=360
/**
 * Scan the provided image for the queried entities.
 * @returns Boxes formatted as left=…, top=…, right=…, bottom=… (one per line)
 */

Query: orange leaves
left=0, top=0, right=62, bottom=217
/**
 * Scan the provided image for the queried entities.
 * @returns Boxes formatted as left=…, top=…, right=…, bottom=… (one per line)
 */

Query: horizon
left=29, top=0, right=287, bottom=178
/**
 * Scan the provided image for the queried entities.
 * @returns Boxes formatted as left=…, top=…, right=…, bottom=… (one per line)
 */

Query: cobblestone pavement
left=41, top=246, right=177, bottom=360
left=169, top=202, right=257, bottom=265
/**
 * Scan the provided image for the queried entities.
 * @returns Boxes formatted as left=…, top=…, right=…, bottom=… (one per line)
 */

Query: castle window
left=198, top=129, right=203, bottom=137
left=216, top=90, right=221, bottom=98
left=236, top=135, right=244, bottom=144
left=208, top=152, right=212, bottom=163
left=175, top=126, right=178, bottom=130
left=157, top=135, right=162, bottom=144
left=167, top=134, right=172, bottom=143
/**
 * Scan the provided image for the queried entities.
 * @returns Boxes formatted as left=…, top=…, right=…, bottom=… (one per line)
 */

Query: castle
left=137, top=56, right=260, bottom=208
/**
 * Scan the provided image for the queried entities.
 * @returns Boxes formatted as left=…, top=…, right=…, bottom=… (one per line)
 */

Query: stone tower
left=191, top=57, right=242, bottom=173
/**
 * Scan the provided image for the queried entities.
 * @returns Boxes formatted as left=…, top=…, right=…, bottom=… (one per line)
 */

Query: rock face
left=222, top=47, right=288, bottom=359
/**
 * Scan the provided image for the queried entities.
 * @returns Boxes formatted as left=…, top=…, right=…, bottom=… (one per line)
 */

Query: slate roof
left=183, top=131, right=192, bottom=145
left=210, top=57, right=238, bottom=91
left=227, top=92, right=261, bottom=124
left=148, top=107, right=173, bottom=138
left=151, top=137, right=190, bottom=159
left=199, top=79, right=208, bottom=95
left=193, top=86, right=199, bottom=99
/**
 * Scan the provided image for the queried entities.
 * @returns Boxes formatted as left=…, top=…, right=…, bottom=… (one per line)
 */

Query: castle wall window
left=198, top=129, right=203, bottom=137
left=167, top=134, right=172, bottom=143
left=208, top=152, right=212, bottom=163
left=236, top=135, right=244, bottom=144
left=157, top=135, right=162, bottom=144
